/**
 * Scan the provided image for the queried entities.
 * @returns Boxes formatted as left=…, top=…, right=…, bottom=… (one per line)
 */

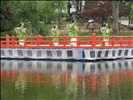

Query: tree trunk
left=112, top=1, right=120, bottom=35
left=67, top=0, right=71, bottom=17
left=58, top=2, right=62, bottom=30
left=107, top=16, right=110, bottom=27
left=101, top=16, right=104, bottom=26
left=79, top=0, right=82, bottom=12
left=129, top=17, right=130, bottom=26
left=75, top=0, right=79, bottom=14
left=58, top=9, right=62, bottom=30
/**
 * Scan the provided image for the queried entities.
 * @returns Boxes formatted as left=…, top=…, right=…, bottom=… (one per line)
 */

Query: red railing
left=0, top=33, right=133, bottom=48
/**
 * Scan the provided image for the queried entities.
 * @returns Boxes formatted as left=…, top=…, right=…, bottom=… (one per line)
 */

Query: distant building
left=69, top=0, right=85, bottom=13
left=119, top=17, right=133, bottom=28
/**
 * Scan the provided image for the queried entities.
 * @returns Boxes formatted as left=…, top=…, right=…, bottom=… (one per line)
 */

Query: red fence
left=0, top=33, right=133, bottom=48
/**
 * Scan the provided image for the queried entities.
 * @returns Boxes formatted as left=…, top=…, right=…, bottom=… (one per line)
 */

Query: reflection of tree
left=53, top=72, right=62, bottom=90
left=92, top=73, right=97, bottom=92
left=66, top=72, right=78, bottom=100
left=80, top=73, right=85, bottom=100
left=97, top=72, right=110, bottom=100
left=1, top=66, right=133, bottom=100
left=15, top=71, right=27, bottom=97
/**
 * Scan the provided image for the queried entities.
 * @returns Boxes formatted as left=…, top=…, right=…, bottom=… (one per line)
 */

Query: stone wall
left=1, top=48, right=133, bottom=60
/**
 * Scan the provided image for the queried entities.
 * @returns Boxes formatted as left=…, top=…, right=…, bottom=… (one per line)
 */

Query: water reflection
left=1, top=59, right=133, bottom=100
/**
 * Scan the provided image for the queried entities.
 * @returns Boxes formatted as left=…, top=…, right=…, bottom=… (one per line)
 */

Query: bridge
left=1, top=33, right=133, bottom=60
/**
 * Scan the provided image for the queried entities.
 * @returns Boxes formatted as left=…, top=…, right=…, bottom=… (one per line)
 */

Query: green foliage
left=1, top=1, right=68, bottom=36
left=1, top=1, right=14, bottom=32
left=120, top=1, right=133, bottom=17
left=130, top=3, right=133, bottom=17
left=1, top=30, right=16, bottom=36
left=1, top=20, right=12, bottom=31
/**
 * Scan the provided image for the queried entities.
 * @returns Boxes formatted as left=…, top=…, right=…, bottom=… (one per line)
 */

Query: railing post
left=128, top=35, right=131, bottom=46
left=77, top=36, right=80, bottom=48
left=63, top=35, right=66, bottom=47
left=120, top=35, right=123, bottom=47
left=37, top=34, right=41, bottom=47
left=98, top=35, right=100, bottom=44
left=6, top=35, right=9, bottom=47
left=112, top=35, right=114, bottom=47
left=24, top=40, right=26, bottom=47
left=12, top=36, right=14, bottom=47
left=91, top=33, right=96, bottom=48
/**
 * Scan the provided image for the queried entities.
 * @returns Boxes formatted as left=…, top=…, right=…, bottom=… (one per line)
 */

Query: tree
left=1, top=1, right=14, bottom=33
left=75, top=0, right=83, bottom=13
left=112, top=1, right=120, bottom=35
left=130, top=3, right=133, bottom=17
left=67, top=0, right=71, bottom=16
left=80, top=1, right=125, bottom=34
left=56, top=1, right=68, bottom=30
left=67, top=0, right=83, bottom=16
left=119, top=1, right=133, bottom=26
left=80, top=1, right=124, bottom=21
left=1, top=1, right=68, bottom=36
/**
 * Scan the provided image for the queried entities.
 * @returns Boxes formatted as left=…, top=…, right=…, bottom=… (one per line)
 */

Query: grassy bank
left=78, top=32, right=133, bottom=36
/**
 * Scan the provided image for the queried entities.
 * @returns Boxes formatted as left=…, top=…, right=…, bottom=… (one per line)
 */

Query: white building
left=119, top=17, right=133, bottom=28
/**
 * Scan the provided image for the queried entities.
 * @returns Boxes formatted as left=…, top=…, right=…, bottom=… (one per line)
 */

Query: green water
left=1, top=59, right=133, bottom=100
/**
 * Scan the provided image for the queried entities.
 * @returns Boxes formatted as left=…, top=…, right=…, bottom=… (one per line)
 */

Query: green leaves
left=130, top=3, right=133, bottom=17
left=1, top=1, right=68, bottom=36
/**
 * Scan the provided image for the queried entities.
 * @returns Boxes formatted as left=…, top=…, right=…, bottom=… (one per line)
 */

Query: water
left=1, top=59, right=133, bottom=100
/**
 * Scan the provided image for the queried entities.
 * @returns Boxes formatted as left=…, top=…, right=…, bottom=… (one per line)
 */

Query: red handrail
left=0, top=33, right=133, bottom=48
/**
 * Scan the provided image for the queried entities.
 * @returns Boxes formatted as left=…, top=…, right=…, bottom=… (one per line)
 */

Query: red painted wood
left=0, top=34, right=133, bottom=48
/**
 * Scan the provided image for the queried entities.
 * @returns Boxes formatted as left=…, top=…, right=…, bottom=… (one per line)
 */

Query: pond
left=1, top=59, right=133, bottom=100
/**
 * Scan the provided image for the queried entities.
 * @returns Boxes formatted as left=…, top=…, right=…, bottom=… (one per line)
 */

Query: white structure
left=119, top=17, right=133, bottom=27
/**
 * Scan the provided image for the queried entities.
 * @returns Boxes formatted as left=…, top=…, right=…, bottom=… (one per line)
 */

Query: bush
left=0, top=30, right=16, bottom=36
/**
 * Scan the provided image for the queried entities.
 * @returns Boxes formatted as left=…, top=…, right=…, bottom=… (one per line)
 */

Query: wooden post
left=120, top=35, right=123, bottom=47
left=77, top=36, right=80, bottom=47
left=63, top=35, right=67, bottom=47
left=12, top=36, right=14, bottom=47
left=112, top=35, right=114, bottom=47
left=128, top=35, right=131, bottom=46
left=91, top=33, right=96, bottom=48
left=6, top=35, right=9, bottom=47
left=37, top=34, right=41, bottom=47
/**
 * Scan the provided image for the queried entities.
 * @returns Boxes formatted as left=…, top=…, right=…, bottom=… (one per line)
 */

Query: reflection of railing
left=1, top=34, right=133, bottom=48
left=1, top=66, right=133, bottom=92
left=1, top=60, right=133, bottom=99
left=1, top=59, right=133, bottom=73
